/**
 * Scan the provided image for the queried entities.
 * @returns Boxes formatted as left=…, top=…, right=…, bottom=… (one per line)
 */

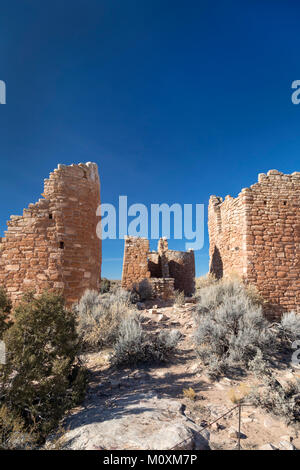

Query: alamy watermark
left=96, top=196, right=204, bottom=250
left=291, top=80, right=300, bottom=104
left=0, top=80, right=6, bottom=104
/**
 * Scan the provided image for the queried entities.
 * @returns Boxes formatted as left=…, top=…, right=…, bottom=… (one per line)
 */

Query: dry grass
left=183, top=387, right=197, bottom=401
left=195, top=273, right=217, bottom=291
left=228, top=383, right=250, bottom=404
left=174, top=290, right=185, bottom=306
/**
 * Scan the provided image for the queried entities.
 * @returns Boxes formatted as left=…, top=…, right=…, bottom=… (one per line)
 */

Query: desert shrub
left=75, top=288, right=133, bottom=350
left=109, top=279, right=122, bottom=291
left=174, top=290, right=185, bottom=307
left=110, top=316, right=143, bottom=365
left=0, top=291, right=86, bottom=441
left=276, top=311, right=300, bottom=344
left=195, top=277, right=262, bottom=319
left=132, top=279, right=153, bottom=302
left=0, top=287, right=12, bottom=339
left=194, top=279, right=275, bottom=379
left=194, top=273, right=217, bottom=295
left=100, top=278, right=111, bottom=294
left=249, top=373, right=300, bottom=425
left=110, top=316, right=181, bottom=367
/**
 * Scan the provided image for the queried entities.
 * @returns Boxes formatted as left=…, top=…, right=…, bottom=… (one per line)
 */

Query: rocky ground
left=58, top=301, right=300, bottom=451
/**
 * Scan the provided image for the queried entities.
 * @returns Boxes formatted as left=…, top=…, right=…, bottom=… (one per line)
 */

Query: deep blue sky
left=0, top=0, right=299, bottom=279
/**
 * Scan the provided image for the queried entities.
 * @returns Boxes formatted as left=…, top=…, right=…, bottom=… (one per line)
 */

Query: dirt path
left=62, top=301, right=300, bottom=450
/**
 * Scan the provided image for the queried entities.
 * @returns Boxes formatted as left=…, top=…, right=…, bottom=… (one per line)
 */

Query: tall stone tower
left=0, top=162, right=101, bottom=306
left=208, top=170, right=300, bottom=317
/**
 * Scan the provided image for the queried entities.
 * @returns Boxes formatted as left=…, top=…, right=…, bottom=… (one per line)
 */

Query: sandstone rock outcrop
left=61, top=392, right=210, bottom=450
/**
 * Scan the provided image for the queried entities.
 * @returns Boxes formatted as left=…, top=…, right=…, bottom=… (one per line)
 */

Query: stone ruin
left=0, top=161, right=298, bottom=317
left=208, top=170, right=300, bottom=317
left=121, top=236, right=195, bottom=299
left=0, top=162, right=101, bottom=307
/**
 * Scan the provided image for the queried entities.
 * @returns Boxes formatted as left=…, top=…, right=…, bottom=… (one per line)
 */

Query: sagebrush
left=75, top=288, right=134, bottom=350
left=194, top=278, right=274, bottom=379
left=249, top=370, right=300, bottom=425
left=195, top=277, right=300, bottom=382
left=111, top=316, right=181, bottom=366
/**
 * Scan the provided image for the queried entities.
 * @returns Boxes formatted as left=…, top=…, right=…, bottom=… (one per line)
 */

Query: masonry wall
left=0, top=162, right=101, bottom=307
left=121, top=236, right=195, bottom=297
left=165, top=250, right=195, bottom=295
left=208, top=194, right=247, bottom=279
left=208, top=170, right=300, bottom=317
left=148, top=278, right=175, bottom=300
left=245, top=170, right=300, bottom=315
left=121, top=237, right=151, bottom=290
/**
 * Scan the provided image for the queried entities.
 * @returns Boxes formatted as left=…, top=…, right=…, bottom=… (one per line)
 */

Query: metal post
left=238, top=402, right=241, bottom=450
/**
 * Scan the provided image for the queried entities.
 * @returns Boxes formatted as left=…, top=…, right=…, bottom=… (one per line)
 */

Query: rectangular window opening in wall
left=49, top=213, right=53, bottom=219
left=59, top=241, right=64, bottom=249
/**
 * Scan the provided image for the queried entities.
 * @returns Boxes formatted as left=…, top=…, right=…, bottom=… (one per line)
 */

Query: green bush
left=100, top=278, right=111, bottom=294
left=0, top=405, right=36, bottom=450
left=0, top=291, right=87, bottom=442
left=0, top=287, right=12, bottom=339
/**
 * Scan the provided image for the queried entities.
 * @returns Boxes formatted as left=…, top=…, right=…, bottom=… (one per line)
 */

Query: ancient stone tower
left=121, top=236, right=195, bottom=297
left=208, top=170, right=300, bottom=317
left=0, top=162, right=101, bottom=306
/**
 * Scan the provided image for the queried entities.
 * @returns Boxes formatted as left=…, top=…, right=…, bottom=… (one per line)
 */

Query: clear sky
left=0, top=0, right=299, bottom=279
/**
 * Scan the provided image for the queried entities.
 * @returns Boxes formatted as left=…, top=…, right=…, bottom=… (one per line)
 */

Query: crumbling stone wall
left=148, top=278, right=175, bottom=300
left=0, top=162, right=101, bottom=306
left=121, top=236, right=195, bottom=297
left=208, top=170, right=300, bottom=317
left=166, top=250, right=195, bottom=295
left=121, top=237, right=151, bottom=290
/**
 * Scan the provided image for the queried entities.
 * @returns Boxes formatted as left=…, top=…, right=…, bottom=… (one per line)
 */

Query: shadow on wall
left=168, top=260, right=190, bottom=294
left=210, top=245, right=223, bottom=279
left=148, top=259, right=162, bottom=278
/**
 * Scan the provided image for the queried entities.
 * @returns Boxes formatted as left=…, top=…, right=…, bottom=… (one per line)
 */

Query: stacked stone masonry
left=208, top=170, right=300, bottom=317
left=121, top=236, right=195, bottom=297
left=0, top=162, right=101, bottom=307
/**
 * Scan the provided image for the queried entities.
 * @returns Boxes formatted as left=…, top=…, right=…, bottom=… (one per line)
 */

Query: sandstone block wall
left=208, top=170, right=300, bottom=317
left=0, top=162, right=101, bottom=307
left=166, top=250, right=195, bottom=295
left=121, top=237, right=151, bottom=290
left=148, top=278, right=175, bottom=300
left=121, top=236, right=195, bottom=297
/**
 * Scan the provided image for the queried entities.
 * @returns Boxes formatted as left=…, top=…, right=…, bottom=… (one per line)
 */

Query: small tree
left=1, top=291, right=86, bottom=440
